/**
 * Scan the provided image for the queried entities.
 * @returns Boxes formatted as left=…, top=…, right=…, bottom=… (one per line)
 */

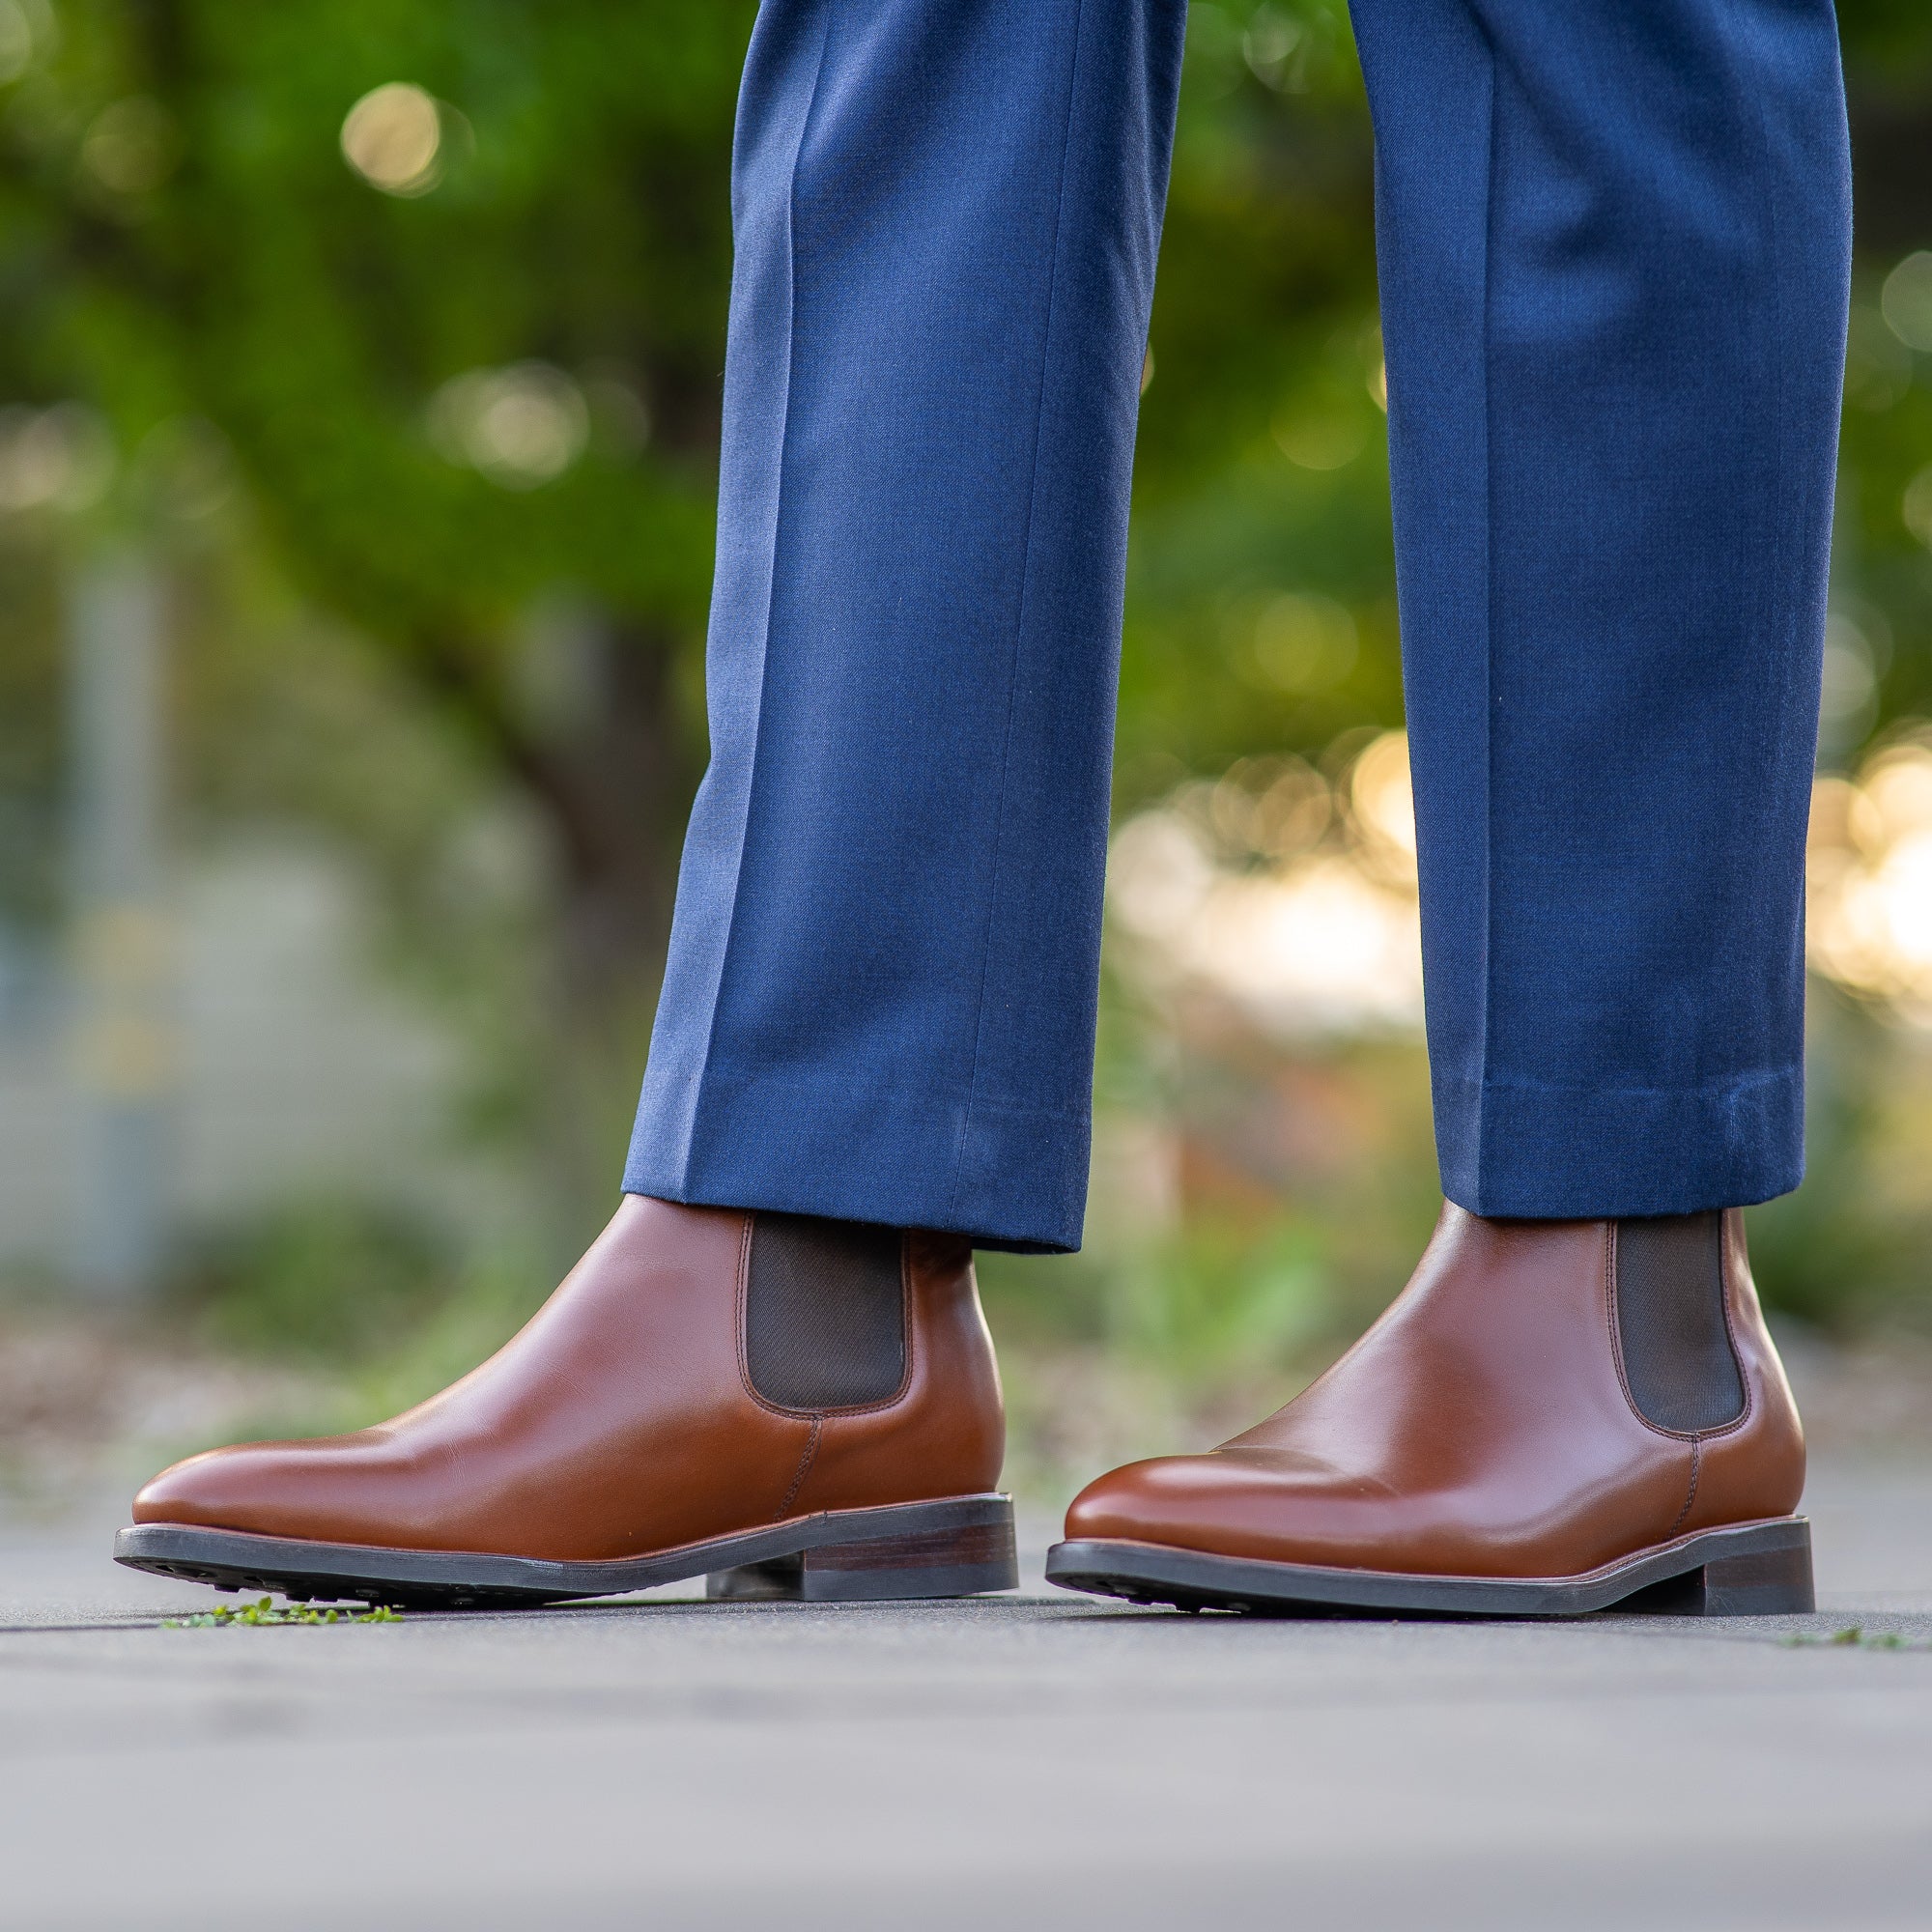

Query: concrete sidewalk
left=2, top=1460, right=1930, bottom=1931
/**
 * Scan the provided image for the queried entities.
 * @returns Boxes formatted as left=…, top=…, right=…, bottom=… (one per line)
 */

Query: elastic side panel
left=745, top=1212, right=905, bottom=1410
left=1614, top=1212, right=1745, bottom=1434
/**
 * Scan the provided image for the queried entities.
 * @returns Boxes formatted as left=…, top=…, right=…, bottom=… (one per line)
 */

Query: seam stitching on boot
left=774, top=1418, right=821, bottom=1522
left=1668, top=1438, right=1701, bottom=1539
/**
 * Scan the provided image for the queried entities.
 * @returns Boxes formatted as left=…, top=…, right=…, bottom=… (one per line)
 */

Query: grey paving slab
left=0, top=1462, right=1929, bottom=1931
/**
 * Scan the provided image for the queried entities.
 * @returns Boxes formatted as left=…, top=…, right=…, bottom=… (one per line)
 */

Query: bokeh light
left=1820, top=612, right=1879, bottom=735
left=0, top=0, right=36, bottom=84
left=1114, top=725, right=1932, bottom=1039
left=1880, top=250, right=1932, bottom=353
left=340, top=83, right=443, bottom=197
left=427, top=363, right=589, bottom=489
left=1809, top=735, right=1932, bottom=1021
left=1241, top=5, right=1303, bottom=89
left=1904, top=466, right=1932, bottom=551
left=1271, top=406, right=1365, bottom=471
left=0, top=404, right=113, bottom=512
left=1348, top=728, right=1417, bottom=882
left=1845, top=304, right=1914, bottom=412
left=81, top=98, right=177, bottom=195
left=1251, top=592, right=1357, bottom=694
left=1109, top=730, right=1423, bottom=1037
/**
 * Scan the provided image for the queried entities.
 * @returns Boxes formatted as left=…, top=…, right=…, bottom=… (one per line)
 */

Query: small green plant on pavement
left=163, top=1597, right=403, bottom=1629
left=1781, top=1626, right=1927, bottom=1652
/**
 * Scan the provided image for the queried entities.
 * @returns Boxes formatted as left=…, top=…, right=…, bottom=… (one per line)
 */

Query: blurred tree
left=0, top=0, right=753, bottom=1188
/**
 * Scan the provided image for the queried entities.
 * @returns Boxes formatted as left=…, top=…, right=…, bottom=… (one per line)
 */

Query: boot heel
left=1693, top=1535, right=1815, bottom=1615
left=1617, top=1521, right=1815, bottom=1617
left=708, top=1498, right=1018, bottom=1603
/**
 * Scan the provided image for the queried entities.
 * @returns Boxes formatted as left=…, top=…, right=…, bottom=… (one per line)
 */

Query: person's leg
left=120, top=0, right=1188, bottom=1608
left=1053, top=0, right=1850, bottom=1617
left=1372, top=0, right=1848, bottom=1219
left=630, top=0, right=1187, bottom=1255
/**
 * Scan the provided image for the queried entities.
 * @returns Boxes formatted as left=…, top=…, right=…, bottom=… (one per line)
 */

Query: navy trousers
left=626, top=0, right=1851, bottom=1255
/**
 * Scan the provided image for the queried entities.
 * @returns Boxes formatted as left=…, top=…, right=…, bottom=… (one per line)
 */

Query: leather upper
left=132, top=1196, right=1005, bottom=1562
left=1064, top=1204, right=1804, bottom=1579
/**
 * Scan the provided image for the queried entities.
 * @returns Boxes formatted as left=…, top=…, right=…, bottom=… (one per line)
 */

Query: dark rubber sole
left=1045, top=1515, right=1813, bottom=1619
left=114, top=1492, right=1018, bottom=1610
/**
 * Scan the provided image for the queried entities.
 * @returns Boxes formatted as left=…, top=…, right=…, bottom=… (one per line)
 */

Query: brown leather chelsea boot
left=116, top=1196, right=1014, bottom=1607
left=1047, top=1204, right=1811, bottom=1617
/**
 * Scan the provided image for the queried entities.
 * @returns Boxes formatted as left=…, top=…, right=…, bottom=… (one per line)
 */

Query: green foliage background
left=2, top=4, right=1918, bottom=832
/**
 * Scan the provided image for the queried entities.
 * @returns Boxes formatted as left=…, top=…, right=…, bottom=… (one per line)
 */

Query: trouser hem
left=624, top=1079, right=1089, bottom=1254
left=1433, top=1065, right=1805, bottom=1219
